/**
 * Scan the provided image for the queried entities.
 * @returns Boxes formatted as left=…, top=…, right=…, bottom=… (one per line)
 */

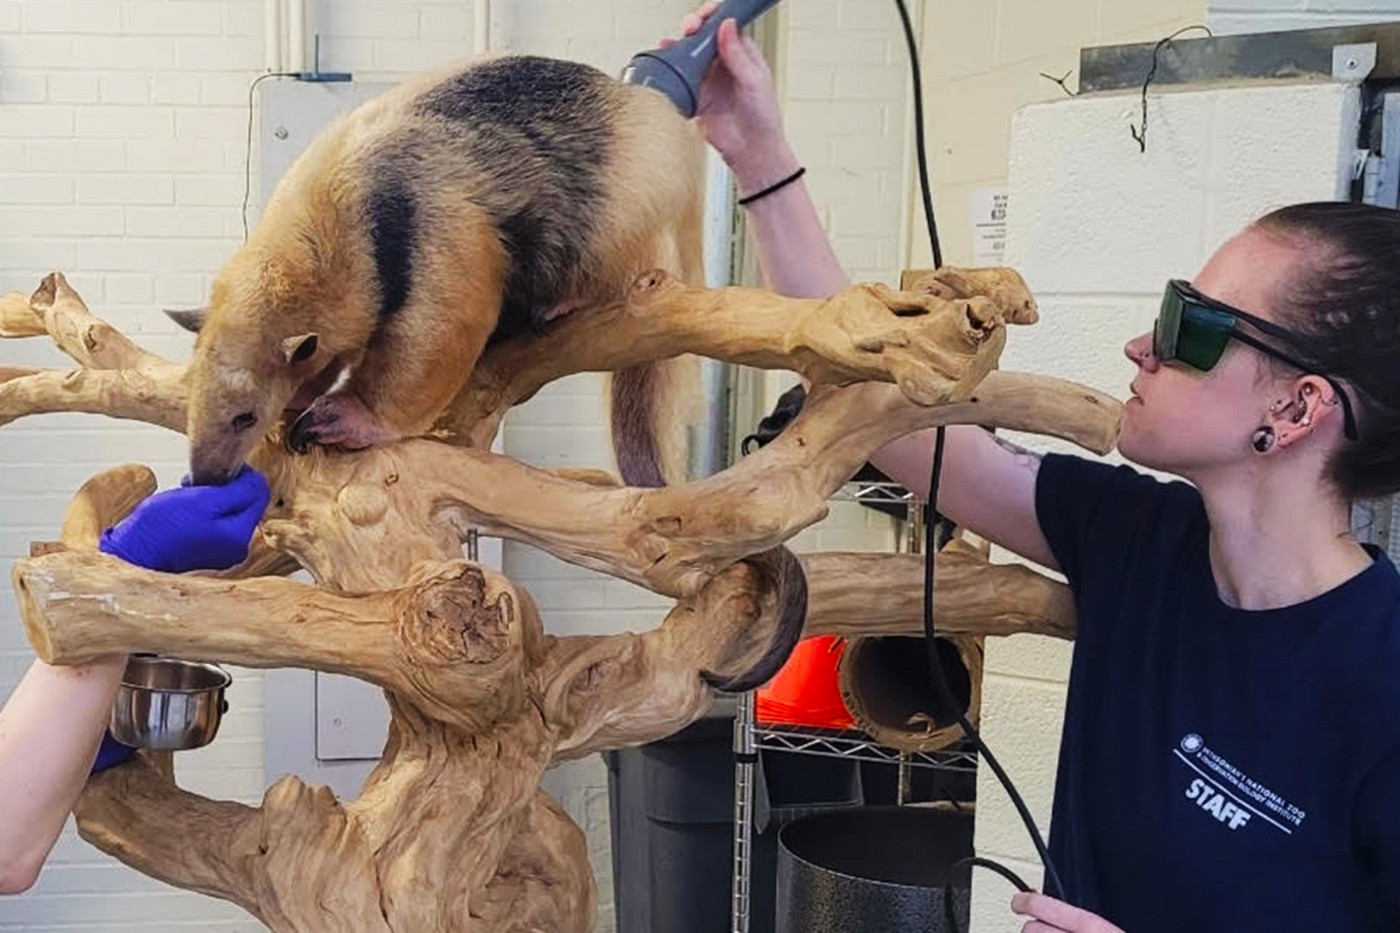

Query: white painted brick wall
left=969, top=80, right=1357, bottom=932
left=784, top=0, right=913, bottom=285
left=1210, top=0, right=1400, bottom=35
left=314, top=1, right=475, bottom=82
left=0, top=4, right=281, bottom=929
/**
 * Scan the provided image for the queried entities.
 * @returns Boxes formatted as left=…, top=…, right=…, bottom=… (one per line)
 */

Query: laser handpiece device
left=620, top=0, right=782, bottom=117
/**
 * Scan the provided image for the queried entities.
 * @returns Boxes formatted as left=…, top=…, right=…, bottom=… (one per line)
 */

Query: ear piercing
left=1263, top=393, right=1315, bottom=441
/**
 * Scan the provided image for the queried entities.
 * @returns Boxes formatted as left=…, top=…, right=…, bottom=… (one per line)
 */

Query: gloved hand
left=98, top=466, right=271, bottom=573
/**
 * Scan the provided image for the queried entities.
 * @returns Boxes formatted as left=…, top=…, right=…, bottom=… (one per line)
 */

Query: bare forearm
left=870, top=425, right=1057, bottom=570
left=733, top=144, right=849, bottom=299
left=746, top=184, right=849, bottom=298
left=0, top=656, right=123, bottom=893
left=872, top=424, right=999, bottom=522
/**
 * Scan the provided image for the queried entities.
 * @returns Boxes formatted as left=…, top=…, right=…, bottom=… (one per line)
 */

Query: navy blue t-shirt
left=1036, top=453, right=1400, bottom=931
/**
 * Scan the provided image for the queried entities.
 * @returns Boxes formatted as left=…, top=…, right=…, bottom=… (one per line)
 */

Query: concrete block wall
left=1210, top=0, right=1400, bottom=35
left=967, top=80, right=1358, bottom=932
left=0, top=2, right=915, bottom=930
left=916, top=0, right=1211, bottom=269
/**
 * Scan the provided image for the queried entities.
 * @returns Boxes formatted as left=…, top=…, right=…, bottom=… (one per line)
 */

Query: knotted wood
left=3, top=265, right=1107, bottom=932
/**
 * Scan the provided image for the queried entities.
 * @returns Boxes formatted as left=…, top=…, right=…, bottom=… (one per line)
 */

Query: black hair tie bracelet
left=738, top=166, right=806, bottom=207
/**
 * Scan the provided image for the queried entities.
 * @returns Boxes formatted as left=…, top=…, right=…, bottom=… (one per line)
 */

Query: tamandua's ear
left=282, top=333, right=320, bottom=364
left=163, top=307, right=208, bottom=333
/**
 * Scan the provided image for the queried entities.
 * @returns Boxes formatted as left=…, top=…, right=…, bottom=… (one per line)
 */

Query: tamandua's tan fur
left=180, top=55, right=705, bottom=487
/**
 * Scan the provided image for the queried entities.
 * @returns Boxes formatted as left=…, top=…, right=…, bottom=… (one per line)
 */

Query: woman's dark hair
left=1256, top=201, right=1400, bottom=501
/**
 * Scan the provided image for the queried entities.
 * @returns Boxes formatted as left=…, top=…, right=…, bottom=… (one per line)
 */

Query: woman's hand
left=99, top=465, right=271, bottom=573
left=662, top=2, right=796, bottom=187
left=661, top=4, right=846, bottom=298
left=1011, top=892, right=1126, bottom=933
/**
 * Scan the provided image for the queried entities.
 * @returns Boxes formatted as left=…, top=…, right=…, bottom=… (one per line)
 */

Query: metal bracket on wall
left=1079, top=23, right=1400, bottom=94
left=1333, top=42, right=1377, bottom=82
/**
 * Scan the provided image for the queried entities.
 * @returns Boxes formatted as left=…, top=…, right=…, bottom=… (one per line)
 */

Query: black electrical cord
left=1129, top=25, right=1212, bottom=153
left=242, top=71, right=301, bottom=243
left=923, top=430, right=1065, bottom=930
left=888, top=0, right=1067, bottom=923
left=943, top=857, right=1033, bottom=930
left=891, top=0, right=942, bottom=270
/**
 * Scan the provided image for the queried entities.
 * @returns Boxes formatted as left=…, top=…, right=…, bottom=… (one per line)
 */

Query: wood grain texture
left=3, top=267, right=1104, bottom=931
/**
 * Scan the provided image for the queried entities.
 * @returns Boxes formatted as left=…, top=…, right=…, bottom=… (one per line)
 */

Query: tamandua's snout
left=179, top=303, right=332, bottom=484
left=186, top=364, right=287, bottom=486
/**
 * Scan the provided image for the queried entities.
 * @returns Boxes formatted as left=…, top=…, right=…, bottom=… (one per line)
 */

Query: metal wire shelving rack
left=727, top=480, right=979, bottom=933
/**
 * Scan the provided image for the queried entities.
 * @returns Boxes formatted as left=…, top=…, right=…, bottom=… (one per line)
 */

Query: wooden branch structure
left=3, top=266, right=1116, bottom=932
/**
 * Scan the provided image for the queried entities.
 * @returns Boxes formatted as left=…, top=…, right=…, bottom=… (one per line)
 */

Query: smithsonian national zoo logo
left=1172, top=733, right=1307, bottom=835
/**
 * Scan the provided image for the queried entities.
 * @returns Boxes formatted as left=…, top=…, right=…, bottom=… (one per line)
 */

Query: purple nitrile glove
left=98, top=465, right=271, bottom=573
left=91, top=731, right=136, bottom=774
left=89, top=466, right=270, bottom=773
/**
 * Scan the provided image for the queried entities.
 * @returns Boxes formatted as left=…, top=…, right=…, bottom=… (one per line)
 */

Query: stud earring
left=1252, top=427, right=1275, bottom=453
left=1301, top=415, right=1312, bottom=427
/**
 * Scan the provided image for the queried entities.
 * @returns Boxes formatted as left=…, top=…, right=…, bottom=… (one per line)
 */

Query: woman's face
left=1118, top=226, right=1304, bottom=480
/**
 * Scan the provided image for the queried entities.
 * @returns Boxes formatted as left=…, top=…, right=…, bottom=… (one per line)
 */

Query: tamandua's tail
left=602, top=78, right=708, bottom=489
left=610, top=355, right=699, bottom=487
left=606, top=203, right=705, bottom=488
left=611, top=362, right=667, bottom=487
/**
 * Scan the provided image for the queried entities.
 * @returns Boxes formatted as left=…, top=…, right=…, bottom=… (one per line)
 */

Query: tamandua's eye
left=231, top=411, right=257, bottom=432
left=289, top=334, right=318, bottom=363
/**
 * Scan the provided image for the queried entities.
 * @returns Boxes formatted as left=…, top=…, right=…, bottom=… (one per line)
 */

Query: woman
left=0, top=467, right=269, bottom=894
left=672, top=7, right=1400, bottom=930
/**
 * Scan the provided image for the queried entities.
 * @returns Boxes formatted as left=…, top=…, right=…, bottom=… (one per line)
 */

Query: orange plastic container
left=755, top=635, right=855, bottom=730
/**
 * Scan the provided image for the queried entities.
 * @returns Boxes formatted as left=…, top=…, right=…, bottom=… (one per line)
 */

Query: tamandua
left=175, top=55, right=805, bottom=694
left=175, top=55, right=705, bottom=488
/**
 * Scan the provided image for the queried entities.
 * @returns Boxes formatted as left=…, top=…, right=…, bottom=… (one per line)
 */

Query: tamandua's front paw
left=286, top=392, right=401, bottom=454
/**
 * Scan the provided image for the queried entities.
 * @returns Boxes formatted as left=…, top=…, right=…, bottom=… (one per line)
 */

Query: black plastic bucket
left=776, top=806, right=974, bottom=932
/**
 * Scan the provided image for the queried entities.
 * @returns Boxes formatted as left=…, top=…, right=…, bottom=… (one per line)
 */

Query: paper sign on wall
left=966, top=187, right=1008, bottom=266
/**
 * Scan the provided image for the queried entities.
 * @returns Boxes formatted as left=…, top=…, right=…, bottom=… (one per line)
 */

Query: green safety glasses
left=1153, top=279, right=1358, bottom=441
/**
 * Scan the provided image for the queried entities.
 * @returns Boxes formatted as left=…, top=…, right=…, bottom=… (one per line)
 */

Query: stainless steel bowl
left=109, top=654, right=232, bottom=751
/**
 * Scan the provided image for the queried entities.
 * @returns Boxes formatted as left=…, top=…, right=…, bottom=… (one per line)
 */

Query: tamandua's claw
left=285, top=392, right=402, bottom=453
left=286, top=410, right=318, bottom=454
